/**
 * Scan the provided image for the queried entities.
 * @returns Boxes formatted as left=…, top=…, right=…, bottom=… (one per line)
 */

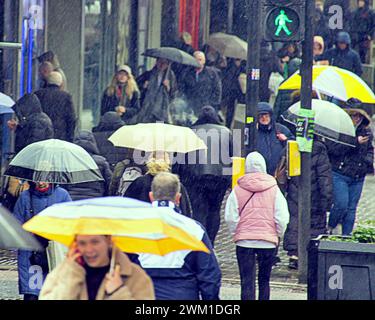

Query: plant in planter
left=308, top=220, right=375, bottom=300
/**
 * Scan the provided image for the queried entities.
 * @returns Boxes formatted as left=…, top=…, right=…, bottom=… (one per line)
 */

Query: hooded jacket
left=326, top=108, right=374, bottom=179
left=63, top=131, right=112, bottom=200
left=350, top=0, right=375, bottom=41
left=283, top=140, right=333, bottom=255
left=92, top=112, right=127, bottom=169
left=225, top=152, right=289, bottom=248
left=39, top=247, right=155, bottom=300
left=317, top=32, right=363, bottom=76
left=12, top=94, right=54, bottom=153
left=130, top=201, right=221, bottom=300
left=13, top=185, right=72, bottom=295
left=256, top=102, right=294, bottom=176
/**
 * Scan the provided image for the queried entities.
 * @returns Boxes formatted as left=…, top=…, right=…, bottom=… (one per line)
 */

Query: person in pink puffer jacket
left=225, top=152, right=289, bottom=300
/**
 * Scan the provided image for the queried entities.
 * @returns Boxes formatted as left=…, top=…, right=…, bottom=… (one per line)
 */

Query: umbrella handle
left=109, top=246, right=116, bottom=274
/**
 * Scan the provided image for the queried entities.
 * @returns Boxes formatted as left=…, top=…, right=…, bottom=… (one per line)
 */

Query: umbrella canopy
left=142, top=47, right=200, bottom=68
left=279, top=65, right=375, bottom=103
left=23, top=197, right=210, bottom=256
left=5, top=139, right=103, bottom=184
left=109, top=123, right=207, bottom=153
left=0, top=205, right=42, bottom=251
left=0, top=92, right=15, bottom=115
left=281, top=100, right=357, bottom=147
left=207, top=32, right=247, bottom=60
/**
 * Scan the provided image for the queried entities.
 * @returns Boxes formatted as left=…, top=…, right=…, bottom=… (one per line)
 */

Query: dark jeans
left=24, top=294, right=38, bottom=301
left=328, top=171, right=365, bottom=235
left=236, top=246, right=276, bottom=300
left=187, top=175, right=230, bottom=246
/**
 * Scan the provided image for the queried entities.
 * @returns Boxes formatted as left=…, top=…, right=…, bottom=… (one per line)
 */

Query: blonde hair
left=146, top=152, right=171, bottom=176
left=106, top=72, right=139, bottom=99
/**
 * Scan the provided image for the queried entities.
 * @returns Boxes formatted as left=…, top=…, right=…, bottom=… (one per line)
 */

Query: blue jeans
left=328, top=171, right=365, bottom=235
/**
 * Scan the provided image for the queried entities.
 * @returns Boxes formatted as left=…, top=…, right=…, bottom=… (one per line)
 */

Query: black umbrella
left=0, top=205, right=43, bottom=251
left=142, top=47, right=200, bottom=68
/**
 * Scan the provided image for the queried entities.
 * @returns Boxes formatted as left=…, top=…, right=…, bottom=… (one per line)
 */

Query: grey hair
left=151, top=172, right=181, bottom=202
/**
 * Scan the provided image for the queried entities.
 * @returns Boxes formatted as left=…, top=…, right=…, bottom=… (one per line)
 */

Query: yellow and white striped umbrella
left=23, top=197, right=209, bottom=256
left=279, top=65, right=375, bottom=103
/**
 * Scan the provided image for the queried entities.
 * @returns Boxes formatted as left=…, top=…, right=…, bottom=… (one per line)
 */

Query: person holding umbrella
left=136, top=58, right=178, bottom=123
left=39, top=235, right=154, bottom=300
left=13, top=181, right=72, bottom=300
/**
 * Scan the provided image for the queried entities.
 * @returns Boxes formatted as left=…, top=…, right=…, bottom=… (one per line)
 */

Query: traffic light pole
left=298, top=0, right=314, bottom=284
left=244, top=0, right=261, bottom=157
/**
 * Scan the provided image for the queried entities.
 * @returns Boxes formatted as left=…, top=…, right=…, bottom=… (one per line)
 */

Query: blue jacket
left=129, top=201, right=221, bottom=300
left=256, top=103, right=294, bottom=175
left=13, top=186, right=71, bottom=295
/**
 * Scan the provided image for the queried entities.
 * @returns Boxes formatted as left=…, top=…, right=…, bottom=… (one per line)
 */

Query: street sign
left=262, top=0, right=305, bottom=42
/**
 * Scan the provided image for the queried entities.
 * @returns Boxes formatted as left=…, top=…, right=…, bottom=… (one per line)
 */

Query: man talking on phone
left=39, top=235, right=155, bottom=300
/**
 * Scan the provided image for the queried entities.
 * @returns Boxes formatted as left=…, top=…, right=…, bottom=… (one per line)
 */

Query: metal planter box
left=308, top=236, right=375, bottom=300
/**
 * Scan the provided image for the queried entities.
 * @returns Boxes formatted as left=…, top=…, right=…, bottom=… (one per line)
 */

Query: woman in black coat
left=283, top=138, right=333, bottom=269
left=101, top=65, right=141, bottom=124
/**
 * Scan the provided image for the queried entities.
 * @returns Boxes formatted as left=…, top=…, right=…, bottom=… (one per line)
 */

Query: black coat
left=350, top=4, right=375, bottom=44
left=92, top=112, right=128, bottom=169
left=100, top=88, right=141, bottom=124
left=63, top=131, right=112, bottom=200
left=34, top=85, right=77, bottom=142
left=180, top=66, right=222, bottom=114
left=12, top=94, right=54, bottom=153
left=326, top=117, right=374, bottom=179
left=181, top=123, right=233, bottom=177
left=124, top=174, right=193, bottom=218
left=283, top=140, right=333, bottom=255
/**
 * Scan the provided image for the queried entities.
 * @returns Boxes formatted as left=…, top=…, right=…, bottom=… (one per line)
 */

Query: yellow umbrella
left=108, top=123, right=207, bottom=153
left=279, top=65, right=375, bottom=103
left=23, top=197, right=209, bottom=256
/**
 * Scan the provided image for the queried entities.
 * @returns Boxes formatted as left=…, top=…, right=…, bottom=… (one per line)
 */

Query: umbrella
left=0, top=92, right=15, bottom=115
left=281, top=100, right=357, bottom=147
left=0, top=205, right=42, bottom=250
left=23, top=197, right=210, bottom=256
left=142, top=47, right=200, bottom=68
left=109, top=123, right=207, bottom=153
left=207, top=32, right=247, bottom=60
left=5, top=139, right=103, bottom=184
left=279, top=65, right=375, bottom=103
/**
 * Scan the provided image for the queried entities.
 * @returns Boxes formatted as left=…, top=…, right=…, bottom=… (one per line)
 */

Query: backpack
left=117, top=166, right=143, bottom=196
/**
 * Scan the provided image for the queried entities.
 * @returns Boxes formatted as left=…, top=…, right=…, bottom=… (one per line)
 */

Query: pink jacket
left=234, top=172, right=279, bottom=245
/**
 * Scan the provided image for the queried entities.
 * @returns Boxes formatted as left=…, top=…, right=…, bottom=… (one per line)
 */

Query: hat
left=117, top=65, right=132, bottom=76
left=257, top=102, right=273, bottom=115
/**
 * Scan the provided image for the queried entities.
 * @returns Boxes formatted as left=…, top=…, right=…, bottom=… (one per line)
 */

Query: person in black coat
left=316, top=32, right=363, bottom=76
left=326, top=107, right=374, bottom=235
left=283, top=138, right=333, bottom=269
left=350, top=0, right=375, bottom=63
left=179, top=106, right=232, bottom=246
left=124, top=153, right=193, bottom=218
left=10, top=93, right=54, bottom=154
left=34, top=72, right=77, bottom=142
left=180, top=51, right=222, bottom=116
left=63, top=130, right=112, bottom=200
left=100, top=65, right=141, bottom=124
left=92, top=112, right=127, bottom=169
left=256, top=102, right=294, bottom=176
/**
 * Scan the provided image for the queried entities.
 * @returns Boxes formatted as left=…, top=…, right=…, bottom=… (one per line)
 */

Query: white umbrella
left=281, top=100, right=357, bottom=147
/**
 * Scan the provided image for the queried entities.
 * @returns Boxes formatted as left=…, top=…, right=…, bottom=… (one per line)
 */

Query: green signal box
left=262, top=0, right=305, bottom=42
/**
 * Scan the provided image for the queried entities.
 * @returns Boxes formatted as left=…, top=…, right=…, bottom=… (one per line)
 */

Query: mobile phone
left=74, top=248, right=85, bottom=266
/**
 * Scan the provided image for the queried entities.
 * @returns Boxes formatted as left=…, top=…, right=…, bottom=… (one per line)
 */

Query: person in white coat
left=225, top=152, right=289, bottom=300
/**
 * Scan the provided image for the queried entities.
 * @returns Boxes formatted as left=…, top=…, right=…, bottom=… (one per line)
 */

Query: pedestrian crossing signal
left=262, top=0, right=305, bottom=42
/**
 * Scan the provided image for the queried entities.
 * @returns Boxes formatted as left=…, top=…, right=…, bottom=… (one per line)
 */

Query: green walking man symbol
left=275, top=10, right=292, bottom=36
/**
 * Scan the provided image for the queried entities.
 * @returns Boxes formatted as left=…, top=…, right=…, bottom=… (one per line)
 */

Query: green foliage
left=326, top=220, right=375, bottom=244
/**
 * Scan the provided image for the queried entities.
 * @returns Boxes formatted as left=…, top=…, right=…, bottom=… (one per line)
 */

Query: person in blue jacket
left=256, top=102, right=294, bottom=177
left=13, top=181, right=71, bottom=300
left=129, top=172, right=221, bottom=300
